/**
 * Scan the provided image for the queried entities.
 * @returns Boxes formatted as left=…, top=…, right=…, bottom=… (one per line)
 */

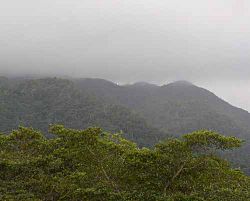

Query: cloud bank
left=0, top=0, right=249, bottom=110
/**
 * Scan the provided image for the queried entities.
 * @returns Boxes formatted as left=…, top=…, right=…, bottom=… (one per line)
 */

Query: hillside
left=74, top=79, right=250, bottom=137
left=0, top=77, right=166, bottom=146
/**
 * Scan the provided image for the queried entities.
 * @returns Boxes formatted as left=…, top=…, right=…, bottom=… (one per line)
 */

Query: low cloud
left=0, top=0, right=249, bottom=110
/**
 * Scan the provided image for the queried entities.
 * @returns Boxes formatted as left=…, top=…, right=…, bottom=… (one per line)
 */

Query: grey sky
left=0, top=0, right=250, bottom=111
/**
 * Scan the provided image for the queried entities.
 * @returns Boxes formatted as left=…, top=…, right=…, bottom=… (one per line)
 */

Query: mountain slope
left=75, top=79, right=250, bottom=138
left=0, top=77, right=166, bottom=146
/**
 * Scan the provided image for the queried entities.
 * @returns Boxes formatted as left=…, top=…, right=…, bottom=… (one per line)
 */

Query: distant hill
left=74, top=78, right=250, bottom=138
left=0, top=77, right=166, bottom=147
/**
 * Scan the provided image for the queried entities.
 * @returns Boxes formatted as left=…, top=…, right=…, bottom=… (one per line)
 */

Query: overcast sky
left=0, top=0, right=250, bottom=111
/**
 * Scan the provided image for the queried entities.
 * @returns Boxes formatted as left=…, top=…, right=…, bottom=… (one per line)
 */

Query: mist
left=0, top=0, right=250, bottom=111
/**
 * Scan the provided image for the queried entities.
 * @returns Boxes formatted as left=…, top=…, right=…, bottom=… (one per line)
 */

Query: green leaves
left=184, top=130, right=243, bottom=151
left=0, top=126, right=249, bottom=200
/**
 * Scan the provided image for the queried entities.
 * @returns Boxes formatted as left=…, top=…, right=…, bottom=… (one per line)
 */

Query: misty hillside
left=75, top=78, right=250, bottom=138
left=2, top=77, right=250, bottom=142
left=0, top=77, right=166, bottom=146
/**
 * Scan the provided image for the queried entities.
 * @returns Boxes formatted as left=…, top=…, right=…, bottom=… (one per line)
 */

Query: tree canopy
left=0, top=126, right=249, bottom=201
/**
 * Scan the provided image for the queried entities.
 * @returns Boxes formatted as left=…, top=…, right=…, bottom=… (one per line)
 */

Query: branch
left=163, top=161, right=187, bottom=196
left=86, top=146, right=121, bottom=193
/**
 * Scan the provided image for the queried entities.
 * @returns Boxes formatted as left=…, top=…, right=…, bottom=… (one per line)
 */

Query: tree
left=0, top=126, right=249, bottom=200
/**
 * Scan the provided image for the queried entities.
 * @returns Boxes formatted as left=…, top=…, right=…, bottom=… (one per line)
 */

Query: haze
left=0, top=0, right=250, bottom=111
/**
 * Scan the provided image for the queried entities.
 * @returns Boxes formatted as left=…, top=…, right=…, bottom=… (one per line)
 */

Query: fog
left=0, top=0, right=250, bottom=111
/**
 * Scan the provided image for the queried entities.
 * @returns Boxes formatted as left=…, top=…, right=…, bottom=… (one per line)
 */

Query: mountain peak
left=124, top=82, right=159, bottom=89
left=162, top=80, right=194, bottom=88
left=132, top=82, right=157, bottom=87
left=171, top=80, right=194, bottom=86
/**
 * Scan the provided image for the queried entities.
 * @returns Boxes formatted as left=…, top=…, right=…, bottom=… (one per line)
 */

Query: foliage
left=0, top=126, right=249, bottom=200
left=0, top=77, right=165, bottom=146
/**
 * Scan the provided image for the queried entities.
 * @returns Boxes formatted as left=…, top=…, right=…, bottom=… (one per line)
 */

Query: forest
left=0, top=77, right=250, bottom=200
left=1, top=77, right=250, bottom=175
left=1, top=0, right=250, bottom=200
left=0, top=125, right=249, bottom=201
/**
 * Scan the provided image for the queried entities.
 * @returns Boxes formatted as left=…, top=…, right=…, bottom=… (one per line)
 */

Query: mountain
left=74, top=78, right=250, bottom=173
left=74, top=79, right=250, bottom=138
left=0, top=77, right=166, bottom=146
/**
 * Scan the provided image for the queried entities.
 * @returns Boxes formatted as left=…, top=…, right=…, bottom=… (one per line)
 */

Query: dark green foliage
left=0, top=126, right=249, bottom=200
left=0, top=77, right=165, bottom=146
left=74, top=79, right=250, bottom=138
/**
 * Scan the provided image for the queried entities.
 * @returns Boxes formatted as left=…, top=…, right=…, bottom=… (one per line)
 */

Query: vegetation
left=0, top=77, right=250, bottom=174
left=75, top=78, right=250, bottom=174
left=0, top=125, right=249, bottom=201
left=75, top=79, right=250, bottom=138
left=0, top=77, right=165, bottom=146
